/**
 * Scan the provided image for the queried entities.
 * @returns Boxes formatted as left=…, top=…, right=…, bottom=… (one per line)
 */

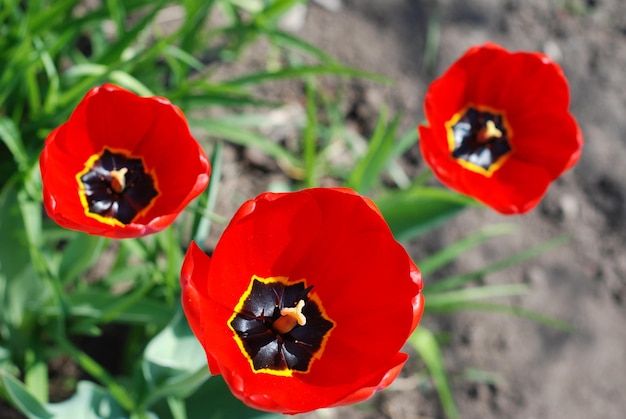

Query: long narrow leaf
left=0, top=118, right=28, bottom=171
left=192, top=141, right=224, bottom=248
left=409, top=328, right=460, bottom=419
left=0, top=370, right=53, bottom=419
left=425, top=301, right=573, bottom=331
left=376, top=187, right=479, bottom=241
left=224, top=65, right=389, bottom=86
left=267, top=30, right=337, bottom=63
left=418, top=224, right=518, bottom=276
left=98, top=0, right=167, bottom=65
left=303, top=80, right=318, bottom=188
left=189, top=118, right=300, bottom=170
left=55, top=337, right=136, bottom=412
left=427, top=235, right=570, bottom=293
left=425, top=284, right=530, bottom=305
left=345, top=107, right=390, bottom=193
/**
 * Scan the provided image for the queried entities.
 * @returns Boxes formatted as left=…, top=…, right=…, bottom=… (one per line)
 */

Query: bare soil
left=287, top=1, right=626, bottom=418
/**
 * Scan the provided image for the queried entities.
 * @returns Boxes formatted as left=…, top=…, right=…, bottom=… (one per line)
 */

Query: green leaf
left=24, top=349, right=48, bottom=404
left=227, top=0, right=264, bottom=13
left=189, top=118, right=300, bottom=171
left=0, top=181, right=47, bottom=331
left=224, top=65, right=389, bottom=86
left=302, top=79, right=318, bottom=188
left=425, top=284, right=531, bottom=305
left=141, top=308, right=210, bottom=409
left=427, top=235, right=570, bottom=293
left=44, top=289, right=173, bottom=327
left=143, top=307, right=208, bottom=387
left=192, top=141, right=224, bottom=248
left=178, top=0, right=217, bottom=54
left=267, top=30, right=337, bottom=63
left=409, top=328, right=460, bottom=419
left=98, top=0, right=167, bottom=65
left=390, top=126, right=419, bottom=161
left=346, top=108, right=399, bottom=194
left=54, top=337, right=136, bottom=413
left=58, top=234, right=107, bottom=285
left=108, top=71, right=154, bottom=96
left=418, top=224, right=518, bottom=276
left=0, top=370, right=53, bottom=419
left=0, top=117, right=28, bottom=171
left=150, top=376, right=279, bottom=419
left=425, top=301, right=574, bottom=332
left=375, top=187, right=479, bottom=241
left=46, top=381, right=156, bottom=419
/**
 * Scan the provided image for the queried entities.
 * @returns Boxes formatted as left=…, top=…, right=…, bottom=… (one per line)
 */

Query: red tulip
left=181, top=188, right=424, bottom=414
left=419, top=43, right=583, bottom=214
left=40, top=84, right=210, bottom=238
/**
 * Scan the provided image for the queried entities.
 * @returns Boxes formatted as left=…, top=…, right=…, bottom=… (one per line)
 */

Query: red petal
left=221, top=352, right=409, bottom=414
left=331, top=353, right=408, bottom=407
left=185, top=189, right=424, bottom=413
left=83, top=85, right=162, bottom=153
left=509, top=112, right=583, bottom=178
left=462, top=158, right=553, bottom=214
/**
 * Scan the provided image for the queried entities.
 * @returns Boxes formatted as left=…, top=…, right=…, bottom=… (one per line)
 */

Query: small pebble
left=313, top=0, right=343, bottom=12
left=559, top=193, right=580, bottom=220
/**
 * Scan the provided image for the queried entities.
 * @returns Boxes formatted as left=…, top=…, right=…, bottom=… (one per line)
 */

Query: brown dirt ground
left=280, top=1, right=626, bottom=418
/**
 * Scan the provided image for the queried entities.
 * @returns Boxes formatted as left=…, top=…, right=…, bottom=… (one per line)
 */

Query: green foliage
left=0, top=1, right=574, bottom=418
left=409, top=328, right=460, bottom=419
left=0, top=369, right=54, bottom=419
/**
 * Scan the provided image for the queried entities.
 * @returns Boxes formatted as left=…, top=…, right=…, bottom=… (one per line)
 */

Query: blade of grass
left=409, top=328, right=460, bottom=419
left=376, top=186, right=479, bottom=242
left=425, top=284, right=531, bottom=305
left=98, top=0, right=167, bottom=65
left=267, top=30, right=337, bottom=63
left=27, top=0, right=77, bottom=35
left=418, top=224, right=518, bottom=276
left=106, top=0, right=126, bottom=38
left=189, top=118, right=300, bottom=170
left=0, top=117, right=28, bottom=171
left=0, top=370, right=53, bottom=419
left=224, top=65, right=390, bottom=86
left=346, top=108, right=399, bottom=194
left=167, top=396, right=188, bottom=419
left=192, top=141, right=224, bottom=249
left=254, top=0, right=304, bottom=27
left=303, top=80, right=318, bottom=188
left=55, top=336, right=136, bottom=412
left=390, top=125, right=418, bottom=160
left=425, top=301, right=574, bottom=332
left=24, top=349, right=48, bottom=403
left=179, top=0, right=217, bottom=54
left=422, top=0, right=441, bottom=76
left=34, top=36, right=62, bottom=115
left=427, top=235, right=570, bottom=293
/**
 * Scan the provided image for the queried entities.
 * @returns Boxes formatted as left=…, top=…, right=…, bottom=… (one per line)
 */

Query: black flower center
left=229, top=276, right=335, bottom=376
left=446, top=106, right=513, bottom=175
left=78, top=148, right=158, bottom=225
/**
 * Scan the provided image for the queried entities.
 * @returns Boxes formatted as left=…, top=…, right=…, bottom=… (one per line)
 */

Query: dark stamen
left=79, top=148, right=158, bottom=224
left=448, top=107, right=512, bottom=173
left=229, top=278, right=334, bottom=374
